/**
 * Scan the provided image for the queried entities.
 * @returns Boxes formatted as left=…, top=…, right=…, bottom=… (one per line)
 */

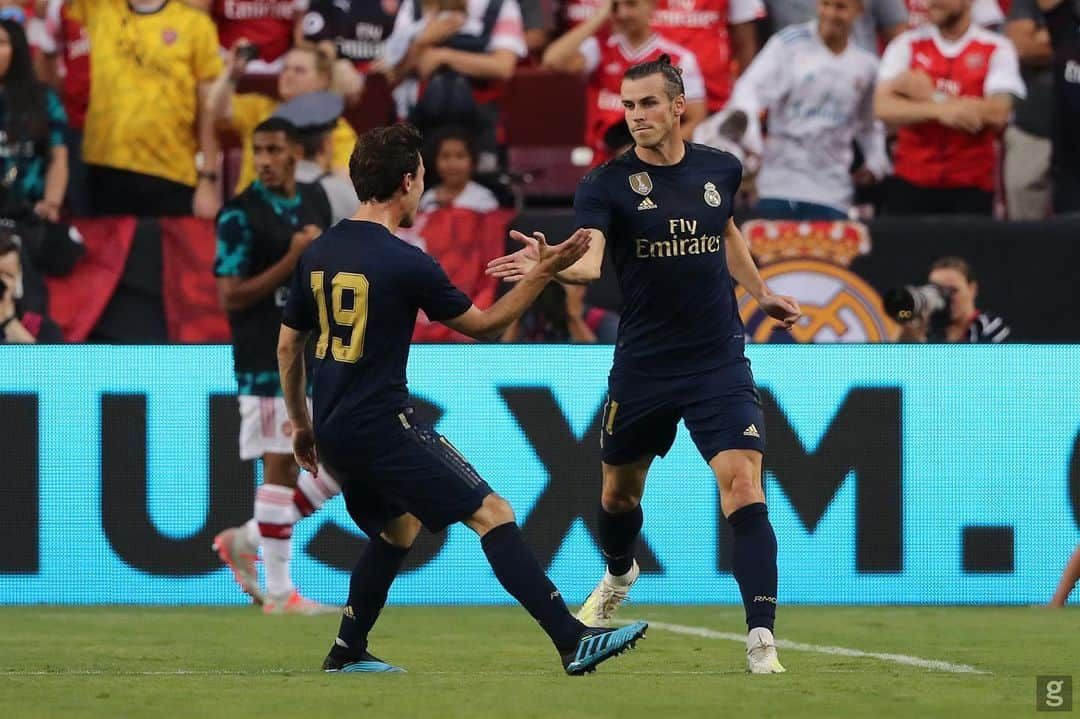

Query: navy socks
left=481, top=522, right=586, bottom=650
left=728, top=502, right=778, bottom=631
left=335, top=535, right=409, bottom=656
left=597, top=503, right=643, bottom=576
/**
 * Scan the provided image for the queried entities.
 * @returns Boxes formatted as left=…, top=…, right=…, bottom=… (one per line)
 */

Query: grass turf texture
left=1, top=605, right=1075, bottom=718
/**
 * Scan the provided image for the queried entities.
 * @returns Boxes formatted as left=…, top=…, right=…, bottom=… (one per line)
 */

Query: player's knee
left=466, top=493, right=516, bottom=535
left=601, top=489, right=641, bottom=514
left=726, top=470, right=764, bottom=511
left=380, top=514, right=422, bottom=549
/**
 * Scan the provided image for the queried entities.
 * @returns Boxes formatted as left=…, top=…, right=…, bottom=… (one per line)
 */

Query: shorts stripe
left=408, top=428, right=484, bottom=489
left=605, top=399, right=619, bottom=435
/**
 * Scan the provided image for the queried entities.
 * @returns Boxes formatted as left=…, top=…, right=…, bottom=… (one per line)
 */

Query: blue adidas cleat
left=322, top=648, right=406, bottom=673
left=561, top=620, right=648, bottom=675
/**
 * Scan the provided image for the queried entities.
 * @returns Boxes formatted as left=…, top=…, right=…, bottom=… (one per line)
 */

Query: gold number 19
left=311, top=271, right=370, bottom=363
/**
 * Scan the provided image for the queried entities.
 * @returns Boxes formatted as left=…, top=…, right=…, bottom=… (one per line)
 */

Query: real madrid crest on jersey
left=629, top=172, right=653, bottom=196
left=704, top=182, right=722, bottom=208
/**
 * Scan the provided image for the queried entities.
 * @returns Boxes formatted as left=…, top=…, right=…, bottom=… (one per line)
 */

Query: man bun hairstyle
left=350, top=123, right=424, bottom=203
left=623, top=53, right=685, bottom=101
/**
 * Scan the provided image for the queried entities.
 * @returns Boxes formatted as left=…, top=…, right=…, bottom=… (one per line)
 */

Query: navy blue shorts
left=600, top=362, right=765, bottom=466
left=318, top=407, right=493, bottom=537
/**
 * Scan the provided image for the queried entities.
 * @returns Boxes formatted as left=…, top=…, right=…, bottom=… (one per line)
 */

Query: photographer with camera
left=886, top=256, right=1011, bottom=343
left=0, top=230, right=62, bottom=344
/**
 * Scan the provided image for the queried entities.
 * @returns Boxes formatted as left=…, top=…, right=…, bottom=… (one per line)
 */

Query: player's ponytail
left=623, top=53, right=686, bottom=100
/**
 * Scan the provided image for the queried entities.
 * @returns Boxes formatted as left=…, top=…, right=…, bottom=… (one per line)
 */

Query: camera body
left=883, top=283, right=955, bottom=331
left=236, top=43, right=261, bottom=62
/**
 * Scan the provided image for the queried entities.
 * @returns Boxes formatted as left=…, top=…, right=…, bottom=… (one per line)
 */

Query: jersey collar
left=253, top=180, right=303, bottom=210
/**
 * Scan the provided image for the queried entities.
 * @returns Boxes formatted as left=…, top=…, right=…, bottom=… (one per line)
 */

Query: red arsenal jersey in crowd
left=878, top=23, right=1025, bottom=191
left=580, top=32, right=706, bottom=162
left=212, top=0, right=301, bottom=63
left=558, top=0, right=761, bottom=111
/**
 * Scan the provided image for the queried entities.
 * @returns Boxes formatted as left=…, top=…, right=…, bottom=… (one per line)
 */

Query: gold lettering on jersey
left=635, top=232, right=723, bottom=258
left=629, top=172, right=653, bottom=196
left=668, top=219, right=698, bottom=235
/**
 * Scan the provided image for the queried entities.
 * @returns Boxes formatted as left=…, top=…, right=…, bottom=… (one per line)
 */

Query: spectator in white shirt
left=765, top=0, right=908, bottom=53
left=696, top=0, right=889, bottom=219
left=378, top=0, right=528, bottom=171
left=418, top=128, right=500, bottom=212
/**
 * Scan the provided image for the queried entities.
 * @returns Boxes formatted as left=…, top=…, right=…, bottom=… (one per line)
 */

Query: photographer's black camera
left=883, top=283, right=955, bottom=329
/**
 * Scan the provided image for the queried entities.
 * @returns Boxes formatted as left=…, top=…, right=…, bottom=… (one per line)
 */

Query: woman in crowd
left=0, top=18, right=68, bottom=221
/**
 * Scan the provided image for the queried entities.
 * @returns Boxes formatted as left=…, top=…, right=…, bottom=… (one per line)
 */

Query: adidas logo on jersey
left=743, top=424, right=760, bottom=438
left=637, top=197, right=657, bottom=211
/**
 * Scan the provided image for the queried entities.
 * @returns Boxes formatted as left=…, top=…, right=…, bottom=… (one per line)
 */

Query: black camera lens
left=883, top=287, right=915, bottom=320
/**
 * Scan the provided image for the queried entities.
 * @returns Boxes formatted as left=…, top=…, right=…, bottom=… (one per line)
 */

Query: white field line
left=632, top=619, right=990, bottom=675
left=0, top=669, right=866, bottom=677
left=0, top=621, right=988, bottom=677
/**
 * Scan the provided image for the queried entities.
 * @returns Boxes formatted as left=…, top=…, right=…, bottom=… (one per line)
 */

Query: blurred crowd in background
left=0, top=0, right=1077, bottom=345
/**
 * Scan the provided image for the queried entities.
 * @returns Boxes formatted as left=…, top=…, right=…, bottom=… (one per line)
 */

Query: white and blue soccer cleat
left=561, top=620, right=648, bottom=675
left=322, top=648, right=406, bottom=673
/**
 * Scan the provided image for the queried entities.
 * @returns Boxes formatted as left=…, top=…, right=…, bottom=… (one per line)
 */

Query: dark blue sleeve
left=281, top=255, right=316, bottom=330
left=414, top=253, right=473, bottom=321
left=727, top=154, right=745, bottom=197
left=573, top=171, right=613, bottom=236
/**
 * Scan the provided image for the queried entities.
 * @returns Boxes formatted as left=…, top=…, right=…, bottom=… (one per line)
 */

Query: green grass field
left=1, top=605, right=1075, bottom=718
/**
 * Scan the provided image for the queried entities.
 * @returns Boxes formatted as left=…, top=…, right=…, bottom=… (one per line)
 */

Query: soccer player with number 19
left=487, top=55, right=801, bottom=673
left=277, top=124, right=648, bottom=675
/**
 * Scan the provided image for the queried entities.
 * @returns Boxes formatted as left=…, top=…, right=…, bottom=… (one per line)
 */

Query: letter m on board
left=718, top=388, right=903, bottom=573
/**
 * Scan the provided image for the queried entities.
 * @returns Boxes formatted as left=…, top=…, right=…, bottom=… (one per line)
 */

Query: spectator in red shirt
left=650, top=0, right=763, bottom=111
left=874, top=0, right=1025, bottom=214
left=905, top=0, right=1004, bottom=28
left=189, top=0, right=304, bottom=73
left=557, top=0, right=760, bottom=110
left=36, top=0, right=89, bottom=214
left=542, top=0, right=706, bottom=164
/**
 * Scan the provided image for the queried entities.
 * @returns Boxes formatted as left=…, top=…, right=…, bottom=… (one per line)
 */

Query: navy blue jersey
left=574, top=142, right=746, bottom=376
left=281, top=220, right=473, bottom=441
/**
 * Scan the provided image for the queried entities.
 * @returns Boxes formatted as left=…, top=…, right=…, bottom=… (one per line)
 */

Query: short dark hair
left=931, top=256, right=976, bottom=284
left=429, top=126, right=477, bottom=164
left=623, top=53, right=685, bottom=100
left=296, top=127, right=330, bottom=160
left=253, top=116, right=301, bottom=143
left=0, top=229, right=20, bottom=258
left=350, top=123, right=424, bottom=203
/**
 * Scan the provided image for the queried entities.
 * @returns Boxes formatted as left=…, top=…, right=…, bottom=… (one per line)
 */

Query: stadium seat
left=502, top=68, right=589, bottom=202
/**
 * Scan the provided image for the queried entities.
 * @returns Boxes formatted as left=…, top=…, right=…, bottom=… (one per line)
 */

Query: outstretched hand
left=485, top=229, right=542, bottom=282
left=487, top=229, right=591, bottom=282
left=538, top=229, right=591, bottom=276
left=759, top=294, right=801, bottom=330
